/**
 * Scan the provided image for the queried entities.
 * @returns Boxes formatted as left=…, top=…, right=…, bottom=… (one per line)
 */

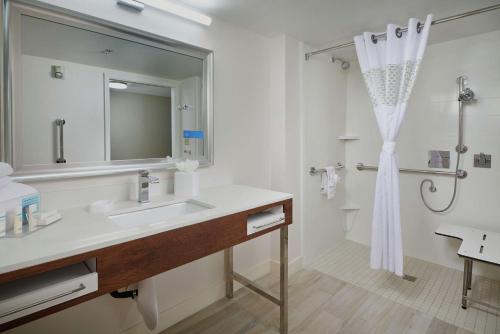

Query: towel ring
left=371, top=34, right=378, bottom=44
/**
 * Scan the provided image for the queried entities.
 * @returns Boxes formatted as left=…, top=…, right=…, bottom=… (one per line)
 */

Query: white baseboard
left=270, top=256, right=303, bottom=277
left=120, top=259, right=273, bottom=334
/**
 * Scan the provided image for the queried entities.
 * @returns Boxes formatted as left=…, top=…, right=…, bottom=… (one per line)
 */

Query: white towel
left=321, top=166, right=339, bottom=200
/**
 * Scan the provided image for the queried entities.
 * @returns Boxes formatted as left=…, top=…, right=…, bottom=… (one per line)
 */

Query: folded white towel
left=0, top=163, right=13, bottom=178
left=247, top=207, right=285, bottom=235
left=321, top=166, right=339, bottom=200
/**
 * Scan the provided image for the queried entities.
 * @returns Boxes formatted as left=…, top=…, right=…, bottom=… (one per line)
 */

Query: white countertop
left=0, top=185, right=292, bottom=275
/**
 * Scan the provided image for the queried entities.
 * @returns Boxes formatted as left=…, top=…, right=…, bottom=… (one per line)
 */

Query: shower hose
left=419, top=151, right=461, bottom=213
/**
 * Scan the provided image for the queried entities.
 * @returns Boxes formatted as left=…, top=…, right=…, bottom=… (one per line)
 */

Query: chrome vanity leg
left=467, top=259, right=473, bottom=290
left=224, top=248, right=234, bottom=299
left=280, top=226, right=288, bottom=334
left=462, top=259, right=471, bottom=309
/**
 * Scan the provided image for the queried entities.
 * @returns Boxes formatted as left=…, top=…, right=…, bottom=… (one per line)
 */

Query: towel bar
left=309, top=163, right=344, bottom=176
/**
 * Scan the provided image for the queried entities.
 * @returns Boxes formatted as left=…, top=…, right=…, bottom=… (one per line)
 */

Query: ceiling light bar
left=140, top=0, right=212, bottom=26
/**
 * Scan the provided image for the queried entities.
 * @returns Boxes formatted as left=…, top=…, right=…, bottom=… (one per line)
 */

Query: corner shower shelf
left=339, top=204, right=360, bottom=211
left=339, top=204, right=360, bottom=232
left=337, top=135, right=360, bottom=141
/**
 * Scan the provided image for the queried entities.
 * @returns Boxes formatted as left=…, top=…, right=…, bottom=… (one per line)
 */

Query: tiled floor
left=311, top=239, right=500, bottom=334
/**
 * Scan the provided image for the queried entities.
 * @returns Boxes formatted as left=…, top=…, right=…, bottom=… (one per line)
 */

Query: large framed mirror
left=1, top=1, right=214, bottom=181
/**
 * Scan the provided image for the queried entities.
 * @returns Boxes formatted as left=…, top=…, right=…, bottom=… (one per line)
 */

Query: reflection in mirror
left=109, top=82, right=172, bottom=160
left=5, top=5, right=213, bottom=179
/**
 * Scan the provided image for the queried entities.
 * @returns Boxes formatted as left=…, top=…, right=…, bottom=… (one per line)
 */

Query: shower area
left=300, top=4, right=500, bottom=334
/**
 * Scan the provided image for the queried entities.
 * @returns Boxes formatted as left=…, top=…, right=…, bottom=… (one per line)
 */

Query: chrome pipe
left=305, top=3, right=500, bottom=60
left=356, top=163, right=467, bottom=179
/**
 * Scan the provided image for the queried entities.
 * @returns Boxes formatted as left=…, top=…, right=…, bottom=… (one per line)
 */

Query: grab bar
left=309, top=162, right=344, bottom=176
left=55, top=118, right=66, bottom=163
left=0, top=284, right=85, bottom=319
left=356, top=163, right=467, bottom=179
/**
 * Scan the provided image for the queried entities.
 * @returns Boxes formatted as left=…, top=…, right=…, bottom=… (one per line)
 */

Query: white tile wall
left=301, top=48, right=348, bottom=264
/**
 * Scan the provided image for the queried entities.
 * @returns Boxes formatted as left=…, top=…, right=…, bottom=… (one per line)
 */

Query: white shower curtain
left=354, top=15, right=432, bottom=276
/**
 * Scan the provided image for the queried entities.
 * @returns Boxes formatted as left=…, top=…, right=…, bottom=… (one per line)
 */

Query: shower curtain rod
left=305, top=3, right=500, bottom=60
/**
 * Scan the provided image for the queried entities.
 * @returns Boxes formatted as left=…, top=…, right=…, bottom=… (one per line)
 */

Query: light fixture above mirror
left=117, top=0, right=212, bottom=26
left=109, top=81, right=128, bottom=90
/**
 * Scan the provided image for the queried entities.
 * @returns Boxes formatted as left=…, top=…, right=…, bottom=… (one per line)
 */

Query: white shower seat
left=436, top=224, right=500, bottom=310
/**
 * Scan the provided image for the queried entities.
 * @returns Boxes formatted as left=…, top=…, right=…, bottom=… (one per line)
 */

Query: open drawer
left=0, top=260, right=97, bottom=324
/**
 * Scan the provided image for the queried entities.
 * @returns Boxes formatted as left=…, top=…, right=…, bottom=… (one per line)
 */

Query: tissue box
left=174, top=171, right=199, bottom=197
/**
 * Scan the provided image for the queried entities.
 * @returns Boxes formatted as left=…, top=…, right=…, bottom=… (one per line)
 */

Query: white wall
left=345, top=30, right=500, bottom=277
left=7, top=1, right=278, bottom=333
left=301, top=48, right=347, bottom=264
left=268, top=35, right=303, bottom=267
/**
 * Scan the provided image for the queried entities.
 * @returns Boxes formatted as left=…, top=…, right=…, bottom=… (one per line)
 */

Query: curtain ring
left=416, top=22, right=423, bottom=33
left=395, top=27, right=403, bottom=38
left=371, top=34, right=378, bottom=44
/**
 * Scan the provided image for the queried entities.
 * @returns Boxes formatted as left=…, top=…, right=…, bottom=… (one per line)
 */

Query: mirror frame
left=1, top=0, right=214, bottom=182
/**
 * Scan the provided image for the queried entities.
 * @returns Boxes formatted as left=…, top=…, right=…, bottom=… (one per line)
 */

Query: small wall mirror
left=2, top=3, right=214, bottom=181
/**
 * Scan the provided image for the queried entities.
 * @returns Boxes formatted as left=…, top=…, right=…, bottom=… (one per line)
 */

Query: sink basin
left=109, top=200, right=213, bottom=228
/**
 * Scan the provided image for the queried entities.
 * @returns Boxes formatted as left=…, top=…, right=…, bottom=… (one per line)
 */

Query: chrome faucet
left=138, top=170, right=159, bottom=203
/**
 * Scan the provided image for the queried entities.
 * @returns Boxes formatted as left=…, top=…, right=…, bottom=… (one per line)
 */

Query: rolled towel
left=0, top=163, right=13, bottom=178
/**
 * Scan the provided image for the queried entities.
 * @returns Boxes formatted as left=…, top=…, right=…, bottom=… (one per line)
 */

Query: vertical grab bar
left=55, top=118, right=66, bottom=163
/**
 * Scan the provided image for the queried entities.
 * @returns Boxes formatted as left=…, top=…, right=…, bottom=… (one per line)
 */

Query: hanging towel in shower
left=354, top=14, right=432, bottom=276
left=321, top=166, right=339, bottom=200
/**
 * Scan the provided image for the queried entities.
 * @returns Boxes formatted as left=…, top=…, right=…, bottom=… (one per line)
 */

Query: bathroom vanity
left=0, top=185, right=292, bottom=333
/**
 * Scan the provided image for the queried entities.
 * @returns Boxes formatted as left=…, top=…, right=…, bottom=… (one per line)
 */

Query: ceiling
left=21, top=15, right=203, bottom=80
left=179, top=0, right=500, bottom=57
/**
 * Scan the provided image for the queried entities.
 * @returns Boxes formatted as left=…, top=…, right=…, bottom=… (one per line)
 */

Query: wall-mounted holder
left=474, top=153, right=491, bottom=168
left=309, top=163, right=344, bottom=176
left=51, top=65, right=64, bottom=79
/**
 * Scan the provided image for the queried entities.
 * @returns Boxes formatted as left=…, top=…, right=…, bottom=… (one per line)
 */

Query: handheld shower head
left=457, top=75, right=475, bottom=102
